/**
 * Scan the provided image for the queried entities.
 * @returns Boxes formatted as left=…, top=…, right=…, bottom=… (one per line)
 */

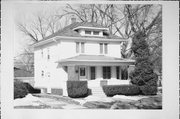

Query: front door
left=79, top=66, right=86, bottom=80
left=90, top=67, right=96, bottom=80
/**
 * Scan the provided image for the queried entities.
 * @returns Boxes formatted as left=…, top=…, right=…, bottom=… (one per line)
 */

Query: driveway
left=14, top=94, right=87, bottom=109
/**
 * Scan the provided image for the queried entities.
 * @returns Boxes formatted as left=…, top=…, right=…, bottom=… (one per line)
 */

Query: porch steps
left=89, top=87, right=106, bottom=97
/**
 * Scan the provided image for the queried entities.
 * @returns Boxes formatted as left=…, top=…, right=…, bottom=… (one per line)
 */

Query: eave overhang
left=32, top=36, right=128, bottom=48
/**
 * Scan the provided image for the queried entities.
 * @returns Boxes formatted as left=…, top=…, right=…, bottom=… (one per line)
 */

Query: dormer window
left=85, top=30, right=91, bottom=35
left=93, top=31, right=99, bottom=35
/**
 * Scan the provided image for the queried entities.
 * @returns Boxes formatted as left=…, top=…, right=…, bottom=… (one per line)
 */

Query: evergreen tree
left=130, top=31, right=158, bottom=95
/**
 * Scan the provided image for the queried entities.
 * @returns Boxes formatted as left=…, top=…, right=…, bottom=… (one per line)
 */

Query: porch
left=57, top=55, right=135, bottom=87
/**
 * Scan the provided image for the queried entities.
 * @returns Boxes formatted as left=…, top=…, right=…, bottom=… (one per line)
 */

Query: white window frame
left=99, top=43, right=108, bottom=54
left=76, top=42, right=85, bottom=54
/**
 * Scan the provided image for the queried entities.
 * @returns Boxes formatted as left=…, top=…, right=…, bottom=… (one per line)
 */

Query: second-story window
left=81, top=42, right=85, bottom=53
left=99, top=43, right=108, bottom=54
left=76, top=42, right=85, bottom=53
left=76, top=42, right=80, bottom=53
left=104, top=43, right=108, bottom=54
left=100, top=43, right=103, bottom=54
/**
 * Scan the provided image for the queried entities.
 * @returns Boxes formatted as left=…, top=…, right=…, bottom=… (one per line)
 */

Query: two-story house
left=32, top=18, right=135, bottom=96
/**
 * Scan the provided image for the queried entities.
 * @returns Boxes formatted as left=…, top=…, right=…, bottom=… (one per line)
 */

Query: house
left=32, top=18, right=135, bottom=96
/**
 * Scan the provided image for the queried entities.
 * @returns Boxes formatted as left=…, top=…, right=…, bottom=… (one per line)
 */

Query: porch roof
left=57, top=55, right=135, bottom=66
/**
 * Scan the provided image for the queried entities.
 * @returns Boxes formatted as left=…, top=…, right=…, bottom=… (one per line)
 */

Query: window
left=104, top=43, right=108, bottom=54
left=100, top=43, right=103, bottom=54
left=41, top=71, right=44, bottom=77
left=116, top=67, right=119, bottom=79
left=47, top=72, right=50, bottom=78
left=99, top=43, right=108, bottom=54
left=81, top=42, right=84, bottom=53
left=76, top=42, right=80, bottom=53
left=76, top=42, right=85, bottom=53
left=41, top=49, right=43, bottom=58
left=80, top=67, right=86, bottom=76
left=47, top=48, right=50, bottom=60
left=85, top=30, right=91, bottom=35
left=93, top=31, right=99, bottom=35
left=103, top=67, right=111, bottom=79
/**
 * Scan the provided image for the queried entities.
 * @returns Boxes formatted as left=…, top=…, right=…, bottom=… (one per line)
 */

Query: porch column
left=68, top=66, right=78, bottom=80
left=127, top=65, right=135, bottom=80
left=119, top=66, right=122, bottom=80
left=111, top=66, right=116, bottom=80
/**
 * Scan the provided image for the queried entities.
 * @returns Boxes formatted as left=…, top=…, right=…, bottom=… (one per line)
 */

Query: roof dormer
left=73, top=24, right=110, bottom=37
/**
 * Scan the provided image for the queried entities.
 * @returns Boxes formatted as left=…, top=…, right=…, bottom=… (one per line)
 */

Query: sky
left=13, top=2, right=68, bottom=57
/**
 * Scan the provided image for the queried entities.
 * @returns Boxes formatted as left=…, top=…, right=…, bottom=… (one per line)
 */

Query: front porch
left=67, top=65, right=134, bottom=87
left=57, top=55, right=135, bottom=88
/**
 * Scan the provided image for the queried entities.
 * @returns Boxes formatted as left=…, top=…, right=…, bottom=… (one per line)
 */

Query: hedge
left=14, top=81, right=41, bottom=99
left=67, top=80, right=89, bottom=98
left=102, top=85, right=140, bottom=97
left=140, top=85, right=157, bottom=95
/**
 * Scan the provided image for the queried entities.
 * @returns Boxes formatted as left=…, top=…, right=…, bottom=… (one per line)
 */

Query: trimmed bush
left=14, top=81, right=29, bottom=99
left=67, top=80, right=89, bottom=98
left=140, top=85, right=157, bottom=95
left=102, top=85, right=140, bottom=97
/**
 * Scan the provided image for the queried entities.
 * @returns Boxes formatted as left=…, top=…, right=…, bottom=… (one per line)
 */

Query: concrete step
left=90, top=87, right=106, bottom=96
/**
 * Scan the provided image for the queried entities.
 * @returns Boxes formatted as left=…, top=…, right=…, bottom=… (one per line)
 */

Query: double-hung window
left=76, top=42, right=85, bottom=53
left=99, top=43, right=108, bottom=54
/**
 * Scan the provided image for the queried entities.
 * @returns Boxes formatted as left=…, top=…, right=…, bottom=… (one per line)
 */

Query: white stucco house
left=32, top=18, right=135, bottom=96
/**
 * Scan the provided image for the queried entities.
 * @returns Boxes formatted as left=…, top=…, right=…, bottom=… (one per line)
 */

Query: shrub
left=14, top=81, right=29, bottom=99
left=102, top=85, right=140, bottom=97
left=23, top=83, right=41, bottom=94
left=130, top=31, right=158, bottom=95
left=67, top=80, right=89, bottom=98
left=140, top=85, right=157, bottom=95
left=14, top=81, right=41, bottom=99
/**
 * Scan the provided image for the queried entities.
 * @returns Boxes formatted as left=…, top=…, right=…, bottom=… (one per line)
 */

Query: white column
left=96, top=66, right=102, bottom=80
left=119, top=66, right=122, bottom=80
left=111, top=66, right=116, bottom=80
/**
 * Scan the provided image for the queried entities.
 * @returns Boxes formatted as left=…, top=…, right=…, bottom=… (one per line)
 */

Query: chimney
left=71, top=16, right=76, bottom=24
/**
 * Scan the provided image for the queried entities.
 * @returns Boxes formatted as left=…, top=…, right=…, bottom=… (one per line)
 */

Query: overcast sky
left=13, top=2, right=68, bottom=57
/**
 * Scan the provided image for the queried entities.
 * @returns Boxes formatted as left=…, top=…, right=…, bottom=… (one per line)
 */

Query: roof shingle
left=37, top=22, right=122, bottom=43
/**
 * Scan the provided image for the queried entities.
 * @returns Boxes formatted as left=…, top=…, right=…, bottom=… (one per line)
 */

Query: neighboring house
left=32, top=18, right=135, bottom=96
left=14, top=53, right=34, bottom=86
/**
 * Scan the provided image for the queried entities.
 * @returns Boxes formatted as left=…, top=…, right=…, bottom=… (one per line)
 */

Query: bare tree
left=62, top=4, right=162, bottom=72
left=14, top=47, right=34, bottom=74
left=17, top=11, right=63, bottom=43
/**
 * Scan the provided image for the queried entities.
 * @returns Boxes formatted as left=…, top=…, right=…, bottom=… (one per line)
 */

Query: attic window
left=85, top=30, right=91, bottom=35
left=93, top=31, right=99, bottom=35
left=103, top=32, right=108, bottom=36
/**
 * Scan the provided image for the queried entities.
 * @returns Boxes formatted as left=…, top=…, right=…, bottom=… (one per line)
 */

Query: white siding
left=85, top=43, right=99, bottom=55
left=107, top=44, right=121, bottom=58
left=34, top=39, right=123, bottom=91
